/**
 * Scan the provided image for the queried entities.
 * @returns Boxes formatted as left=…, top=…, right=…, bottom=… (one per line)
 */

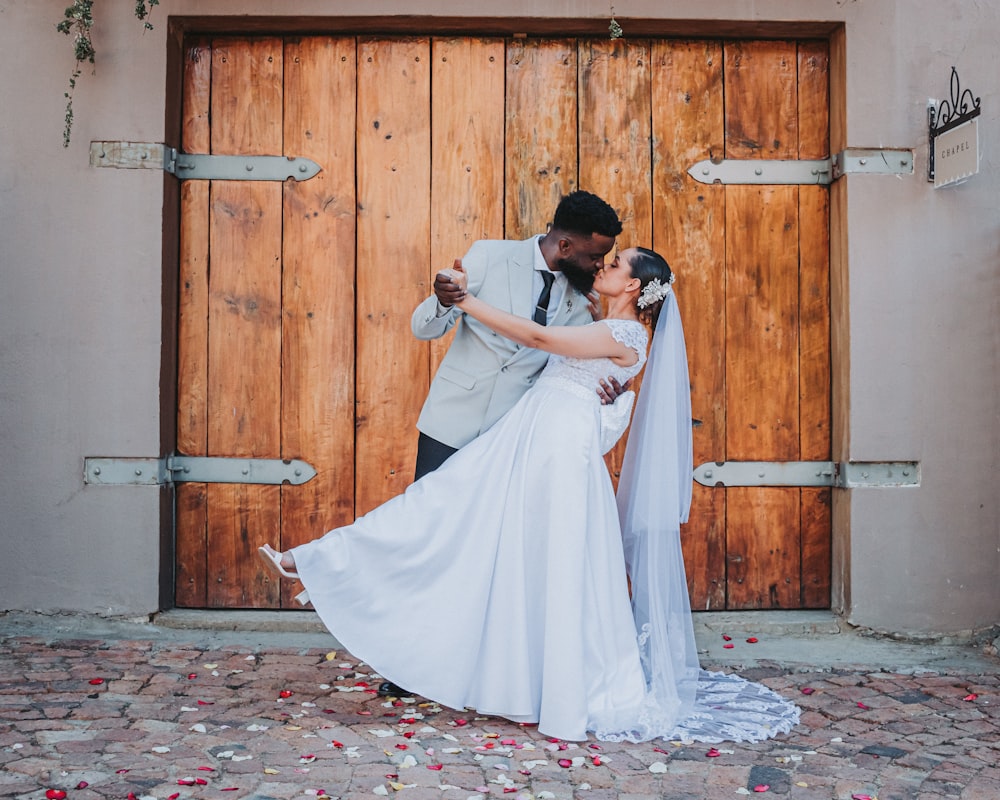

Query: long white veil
left=612, top=289, right=801, bottom=744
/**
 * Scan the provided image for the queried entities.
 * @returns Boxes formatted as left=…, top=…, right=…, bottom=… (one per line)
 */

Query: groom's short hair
left=552, top=191, right=623, bottom=239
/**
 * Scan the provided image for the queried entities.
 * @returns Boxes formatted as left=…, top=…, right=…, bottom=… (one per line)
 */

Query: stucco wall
left=1, top=0, right=997, bottom=635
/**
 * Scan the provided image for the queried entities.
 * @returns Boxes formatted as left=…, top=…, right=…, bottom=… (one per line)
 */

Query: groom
left=410, top=190, right=626, bottom=480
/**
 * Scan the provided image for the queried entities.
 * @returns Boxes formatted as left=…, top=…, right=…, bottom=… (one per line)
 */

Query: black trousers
left=414, top=432, right=459, bottom=481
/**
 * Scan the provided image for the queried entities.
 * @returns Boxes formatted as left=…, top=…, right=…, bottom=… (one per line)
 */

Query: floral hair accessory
left=637, top=275, right=673, bottom=309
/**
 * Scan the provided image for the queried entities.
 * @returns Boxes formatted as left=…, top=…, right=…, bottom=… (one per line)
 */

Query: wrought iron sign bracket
left=928, top=66, right=982, bottom=183
left=89, top=141, right=322, bottom=181
left=687, top=148, right=913, bottom=186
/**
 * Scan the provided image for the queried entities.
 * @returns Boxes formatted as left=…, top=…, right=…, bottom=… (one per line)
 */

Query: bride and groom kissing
left=258, top=190, right=800, bottom=744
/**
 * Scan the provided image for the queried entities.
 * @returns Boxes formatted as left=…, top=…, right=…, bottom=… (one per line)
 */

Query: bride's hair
left=630, top=247, right=674, bottom=328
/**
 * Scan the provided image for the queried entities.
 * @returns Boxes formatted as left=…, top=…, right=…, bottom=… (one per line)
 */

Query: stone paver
left=0, top=629, right=998, bottom=800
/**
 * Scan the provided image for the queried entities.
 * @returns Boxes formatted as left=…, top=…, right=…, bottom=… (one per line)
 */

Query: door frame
left=157, top=15, right=850, bottom=613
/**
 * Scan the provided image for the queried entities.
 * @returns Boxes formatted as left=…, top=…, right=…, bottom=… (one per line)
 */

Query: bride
left=259, top=247, right=799, bottom=744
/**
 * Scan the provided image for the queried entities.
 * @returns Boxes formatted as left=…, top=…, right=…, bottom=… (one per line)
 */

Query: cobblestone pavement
left=1, top=618, right=998, bottom=800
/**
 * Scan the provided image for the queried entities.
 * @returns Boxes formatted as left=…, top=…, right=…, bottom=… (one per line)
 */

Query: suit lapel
left=507, top=237, right=538, bottom=320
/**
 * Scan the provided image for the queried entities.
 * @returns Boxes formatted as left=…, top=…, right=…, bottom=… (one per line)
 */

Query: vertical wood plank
left=175, top=37, right=212, bottom=607
left=724, top=40, right=801, bottom=608
left=798, top=40, right=833, bottom=608
left=430, top=37, right=505, bottom=374
left=651, top=39, right=727, bottom=609
left=280, top=37, right=358, bottom=607
left=206, top=38, right=284, bottom=607
left=505, top=39, right=579, bottom=238
left=356, top=38, right=432, bottom=514
left=578, top=38, right=652, bottom=489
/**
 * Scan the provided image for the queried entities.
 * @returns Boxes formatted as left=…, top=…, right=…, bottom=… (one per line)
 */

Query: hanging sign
left=928, top=67, right=981, bottom=188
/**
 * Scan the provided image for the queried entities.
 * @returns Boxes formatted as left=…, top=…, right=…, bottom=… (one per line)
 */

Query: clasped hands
left=434, top=260, right=630, bottom=405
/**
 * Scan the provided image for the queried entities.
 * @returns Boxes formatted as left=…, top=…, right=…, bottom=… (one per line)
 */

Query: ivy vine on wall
left=57, top=0, right=159, bottom=147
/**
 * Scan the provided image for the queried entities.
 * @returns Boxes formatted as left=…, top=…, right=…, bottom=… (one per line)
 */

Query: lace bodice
left=540, top=319, right=648, bottom=390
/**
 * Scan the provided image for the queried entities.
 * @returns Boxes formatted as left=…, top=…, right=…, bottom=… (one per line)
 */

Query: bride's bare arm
left=445, top=267, right=637, bottom=365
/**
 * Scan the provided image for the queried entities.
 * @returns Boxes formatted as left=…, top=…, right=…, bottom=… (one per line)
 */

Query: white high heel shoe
left=258, top=544, right=310, bottom=605
left=258, top=543, right=300, bottom=579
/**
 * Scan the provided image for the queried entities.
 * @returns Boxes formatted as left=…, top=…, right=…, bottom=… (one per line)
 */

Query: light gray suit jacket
left=411, top=236, right=594, bottom=449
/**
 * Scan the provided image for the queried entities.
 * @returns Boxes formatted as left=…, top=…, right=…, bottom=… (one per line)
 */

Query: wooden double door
left=174, top=33, right=831, bottom=611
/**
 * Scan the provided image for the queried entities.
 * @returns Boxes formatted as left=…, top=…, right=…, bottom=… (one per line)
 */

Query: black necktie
left=533, top=271, right=555, bottom=325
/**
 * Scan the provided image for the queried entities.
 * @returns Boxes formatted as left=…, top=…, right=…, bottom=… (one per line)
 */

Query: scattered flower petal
left=746, top=637, right=759, bottom=643
left=187, top=673, right=197, bottom=680
left=279, top=690, right=294, bottom=698
left=706, top=748, right=721, bottom=757
left=724, top=643, right=735, bottom=649
left=190, top=723, right=207, bottom=733
left=88, top=678, right=104, bottom=685
left=648, top=761, right=668, bottom=773
left=263, top=768, right=280, bottom=775
left=325, top=651, right=338, bottom=660
left=427, top=764, right=443, bottom=771
left=753, top=785, right=770, bottom=792
left=963, top=693, right=978, bottom=702
left=851, top=795, right=874, bottom=800
left=45, top=792, right=67, bottom=800
left=557, top=759, right=572, bottom=768
left=857, top=702, right=870, bottom=710
left=722, top=634, right=732, bottom=641
left=75, top=782, right=89, bottom=790
left=152, top=746, right=171, bottom=753
left=801, top=687, right=815, bottom=695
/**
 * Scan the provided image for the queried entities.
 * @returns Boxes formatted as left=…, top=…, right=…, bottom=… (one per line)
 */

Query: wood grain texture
left=206, top=38, right=283, bottom=607
left=355, top=38, right=432, bottom=514
left=430, top=37, right=505, bottom=373
left=505, top=39, right=578, bottom=239
left=175, top=38, right=212, bottom=607
left=798, top=41, right=833, bottom=607
left=279, top=37, right=358, bottom=607
left=652, top=39, right=727, bottom=608
left=724, top=40, right=802, bottom=608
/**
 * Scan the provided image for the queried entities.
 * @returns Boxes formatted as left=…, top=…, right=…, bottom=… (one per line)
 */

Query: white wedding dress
left=291, top=319, right=799, bottom=743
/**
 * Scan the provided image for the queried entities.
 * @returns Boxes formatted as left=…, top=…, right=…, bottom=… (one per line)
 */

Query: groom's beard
left=557, top=256, right=597, bottom=295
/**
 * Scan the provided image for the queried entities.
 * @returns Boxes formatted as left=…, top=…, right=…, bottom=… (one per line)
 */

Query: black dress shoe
left=377, top=681, right=407, bottom=697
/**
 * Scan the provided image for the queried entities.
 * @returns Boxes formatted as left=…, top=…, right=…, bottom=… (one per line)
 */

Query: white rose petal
left=648, top=761, right=668, bottom=773
left=189, top=723, right=207, bottom=733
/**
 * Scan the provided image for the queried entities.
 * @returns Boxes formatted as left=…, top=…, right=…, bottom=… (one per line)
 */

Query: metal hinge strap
left=84, top=456, right=317, bottom=486
left=89, top=141, right=321, bottom=181
left=693, top=461, right=919, bottom=488
left=687, top=148, right=913, bottom=186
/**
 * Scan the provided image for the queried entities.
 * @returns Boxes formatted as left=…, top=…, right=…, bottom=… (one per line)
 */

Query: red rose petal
left=395, top=744, right=408, bottom=750
left=76, top=782, right=89, bottom=790
left=963, top=693, right=978, bottom=701
left=88, top=678, right=104, bottom=685
left=279, top=690, right=293, bottom=698
left=851, top=795, right=874, bottom=800
left=558, top=759, right=573, bottom=768
left=403, top=731, right=415, bottom=739
left=178, top=779, right=195, bottom=786
left=501, top=739, right=517, bottom=746
left=427, top=764, right=443, bottom=771
left=503, top=789, right=517, bottom=794
left=45, top=791, right=67, bottom=800
left=196, top=778, right=208, bottom=785
left=653, top=747, right=670, bottom=754
left=857, top=702, right=870, bottom=710
left=801, top=687, right=815, bottom=695
left=187, top=673, right=197, bottom=680
left=116, top=769, right=130, bottom=774
left=722, top=634, right=732, bottom=641
left=723, top=643, right=735, bottom=649
left=746, top=637, right=758, bottom=643
left=197, top=765, right=214, bottom=771
left=753, top=785, right=770, bottom=792
left=168, top=795, right=180, bottom=800
left=332, top=740, right=344, bottom=748
left=197, top=699, right=214, bottom=705
left=454, top=718, right=468, bottom=727
left=706, top=748, right=721, bottom=757
left=592, top=756, right=603, bottom=766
